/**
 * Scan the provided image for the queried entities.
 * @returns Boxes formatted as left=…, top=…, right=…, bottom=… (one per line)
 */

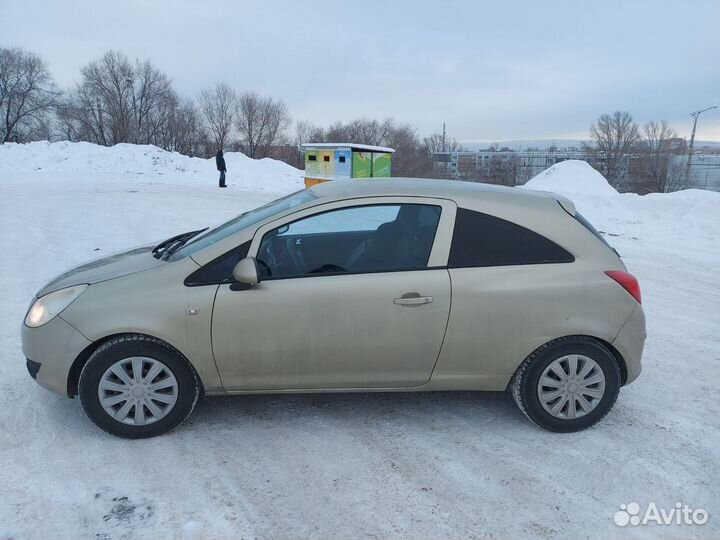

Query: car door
left=211, top=197, right=456, bottom=391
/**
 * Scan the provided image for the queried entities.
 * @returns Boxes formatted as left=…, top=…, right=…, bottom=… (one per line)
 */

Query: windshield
left=170, top=189, right=317, bottom=259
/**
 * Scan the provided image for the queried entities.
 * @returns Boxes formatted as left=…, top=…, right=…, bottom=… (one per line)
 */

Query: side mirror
left=232, top=257, right=260, bottom=286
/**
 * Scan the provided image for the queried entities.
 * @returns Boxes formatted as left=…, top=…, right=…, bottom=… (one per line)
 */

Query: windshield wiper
left=161, top=227, right=208, bottom=260
left=153, top=232, right=189, bottom=257
left=152, top=228, right=208, bottom=260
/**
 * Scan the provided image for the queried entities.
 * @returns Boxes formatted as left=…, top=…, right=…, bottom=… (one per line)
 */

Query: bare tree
left=423, top=132, right=463, bottom=155
left=664, top=161, right=689, bottom=193
left=234, top=92, right=258, bottom=155
left=199, top=82, right=236, bottom=151
left=322, top=118, right=394, bottom=146
left=287, top=120, right=324, bottom=167
left=0, top=47, right=59, bottom=143
left=157, top=97, right=200, bottom=155
left=132, top=59, right=175, bottom=145
left=258, top=97, right=291, bottom=157
left=235, top=92, right=291, bottom=158
left=58, top=51, right=178, bottom=148
left=294, top=120, right=324, bottom=147
left=638, top=120, right=678, bottom=192
left=75, top=50, right=134, bottom=145
left=387, top=123, right=433, bottom=177
left=588, top=111, right=640, bottom=187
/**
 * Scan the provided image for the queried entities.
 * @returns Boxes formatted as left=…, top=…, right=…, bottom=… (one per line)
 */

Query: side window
left=449, top=208, right=574, bottom=268
left=257, top=204, right=441, bottom=279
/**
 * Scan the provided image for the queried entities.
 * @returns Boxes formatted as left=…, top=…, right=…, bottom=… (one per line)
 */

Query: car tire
left=509, top=336, right=621, bottom=432
left=79, top=334, right=200, bottom=438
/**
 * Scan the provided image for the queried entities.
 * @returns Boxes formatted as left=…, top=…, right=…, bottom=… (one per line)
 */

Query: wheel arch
left=509, top=334, right=628, bottom=389
left=594, top=337, right=628, bottom=385
left=67, top=332, right=206, bottom=398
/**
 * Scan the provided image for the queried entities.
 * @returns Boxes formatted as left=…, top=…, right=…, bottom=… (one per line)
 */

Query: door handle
left=393, top=294, right=433, bottom=306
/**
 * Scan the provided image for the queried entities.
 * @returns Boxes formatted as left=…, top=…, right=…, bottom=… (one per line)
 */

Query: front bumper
left=26, top=358, right=41, bottom=379
left=21, top=315, right=92, bottom=397
left=612, top=304, right=647, bottom=385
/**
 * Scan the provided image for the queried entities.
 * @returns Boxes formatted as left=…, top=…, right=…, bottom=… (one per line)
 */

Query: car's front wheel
left=510, top=336, right=621, bottom=432
left=79, top=334, right=200, bottom=438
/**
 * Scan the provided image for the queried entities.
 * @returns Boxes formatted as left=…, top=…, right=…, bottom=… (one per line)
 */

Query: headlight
left=24, top=285, right=88, bottom=328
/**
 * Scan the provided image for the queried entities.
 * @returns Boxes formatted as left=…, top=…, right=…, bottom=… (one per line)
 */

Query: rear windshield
left=575, top=211, right=617, bottom=254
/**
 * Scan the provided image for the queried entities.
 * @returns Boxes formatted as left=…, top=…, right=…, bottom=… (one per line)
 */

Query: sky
left=3, top=0, right=720, bottom=143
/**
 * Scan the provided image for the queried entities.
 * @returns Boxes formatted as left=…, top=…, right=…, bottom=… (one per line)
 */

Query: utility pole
left=686, top=105, right=717, bottom=181
left=442, top=122, right=446, bottom=152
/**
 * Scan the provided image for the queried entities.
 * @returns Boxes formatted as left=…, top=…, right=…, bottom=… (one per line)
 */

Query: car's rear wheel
left=79, top=334, right=200, bottom=438
left=509, top=336, right=621, bottom=432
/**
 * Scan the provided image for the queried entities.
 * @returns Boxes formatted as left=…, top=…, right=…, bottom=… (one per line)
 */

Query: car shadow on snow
left=37, top=386, right=632, bottom=441
left=186, top=390, right=528, bottom=433
left=29, top=386, right=537, bottom=441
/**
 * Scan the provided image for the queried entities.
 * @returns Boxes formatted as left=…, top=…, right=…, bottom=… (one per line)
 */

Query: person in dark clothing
left=216, top=149, right=227, bottom=188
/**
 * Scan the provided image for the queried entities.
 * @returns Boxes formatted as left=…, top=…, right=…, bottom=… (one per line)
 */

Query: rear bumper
left=612, top=305, right=646, bottom=385
left=21, top=316, right=92, bottom=397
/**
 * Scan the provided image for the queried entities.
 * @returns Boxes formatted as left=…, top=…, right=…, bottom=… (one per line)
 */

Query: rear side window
left=449, top=208, right=574, bottom=268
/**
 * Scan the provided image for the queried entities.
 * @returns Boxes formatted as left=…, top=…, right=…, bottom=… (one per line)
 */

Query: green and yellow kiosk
left=301, top=143, right=395, bottom=188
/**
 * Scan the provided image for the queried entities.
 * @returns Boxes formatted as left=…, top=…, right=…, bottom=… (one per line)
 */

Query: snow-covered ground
left=0, top=145, right=718, bottom=539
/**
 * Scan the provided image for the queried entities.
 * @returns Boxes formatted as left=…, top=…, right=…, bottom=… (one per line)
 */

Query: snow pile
left=0, top=141, right=198, bottom=174
left=521, top=159, right=720, bottom=252
left=0, top=140, right=303, bottom=193
left=522, top=159, right=619, bottom=197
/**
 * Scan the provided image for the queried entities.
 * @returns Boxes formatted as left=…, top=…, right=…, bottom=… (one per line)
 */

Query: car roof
left=309, top=178, right=573, bottom=213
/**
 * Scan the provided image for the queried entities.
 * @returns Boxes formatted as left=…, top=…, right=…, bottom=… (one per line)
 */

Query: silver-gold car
left=22, top=179, right=646, bottom=438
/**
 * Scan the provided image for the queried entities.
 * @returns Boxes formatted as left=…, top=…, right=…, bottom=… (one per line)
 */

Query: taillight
left=605, top=271, right=641, bottom=304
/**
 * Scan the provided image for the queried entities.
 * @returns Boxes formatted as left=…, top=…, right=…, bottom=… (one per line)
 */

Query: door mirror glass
left=232, top=257, right=260, bottom=285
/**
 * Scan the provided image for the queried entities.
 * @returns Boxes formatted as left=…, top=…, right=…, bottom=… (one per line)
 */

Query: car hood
left=37, top=245, right=164, bottom=297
